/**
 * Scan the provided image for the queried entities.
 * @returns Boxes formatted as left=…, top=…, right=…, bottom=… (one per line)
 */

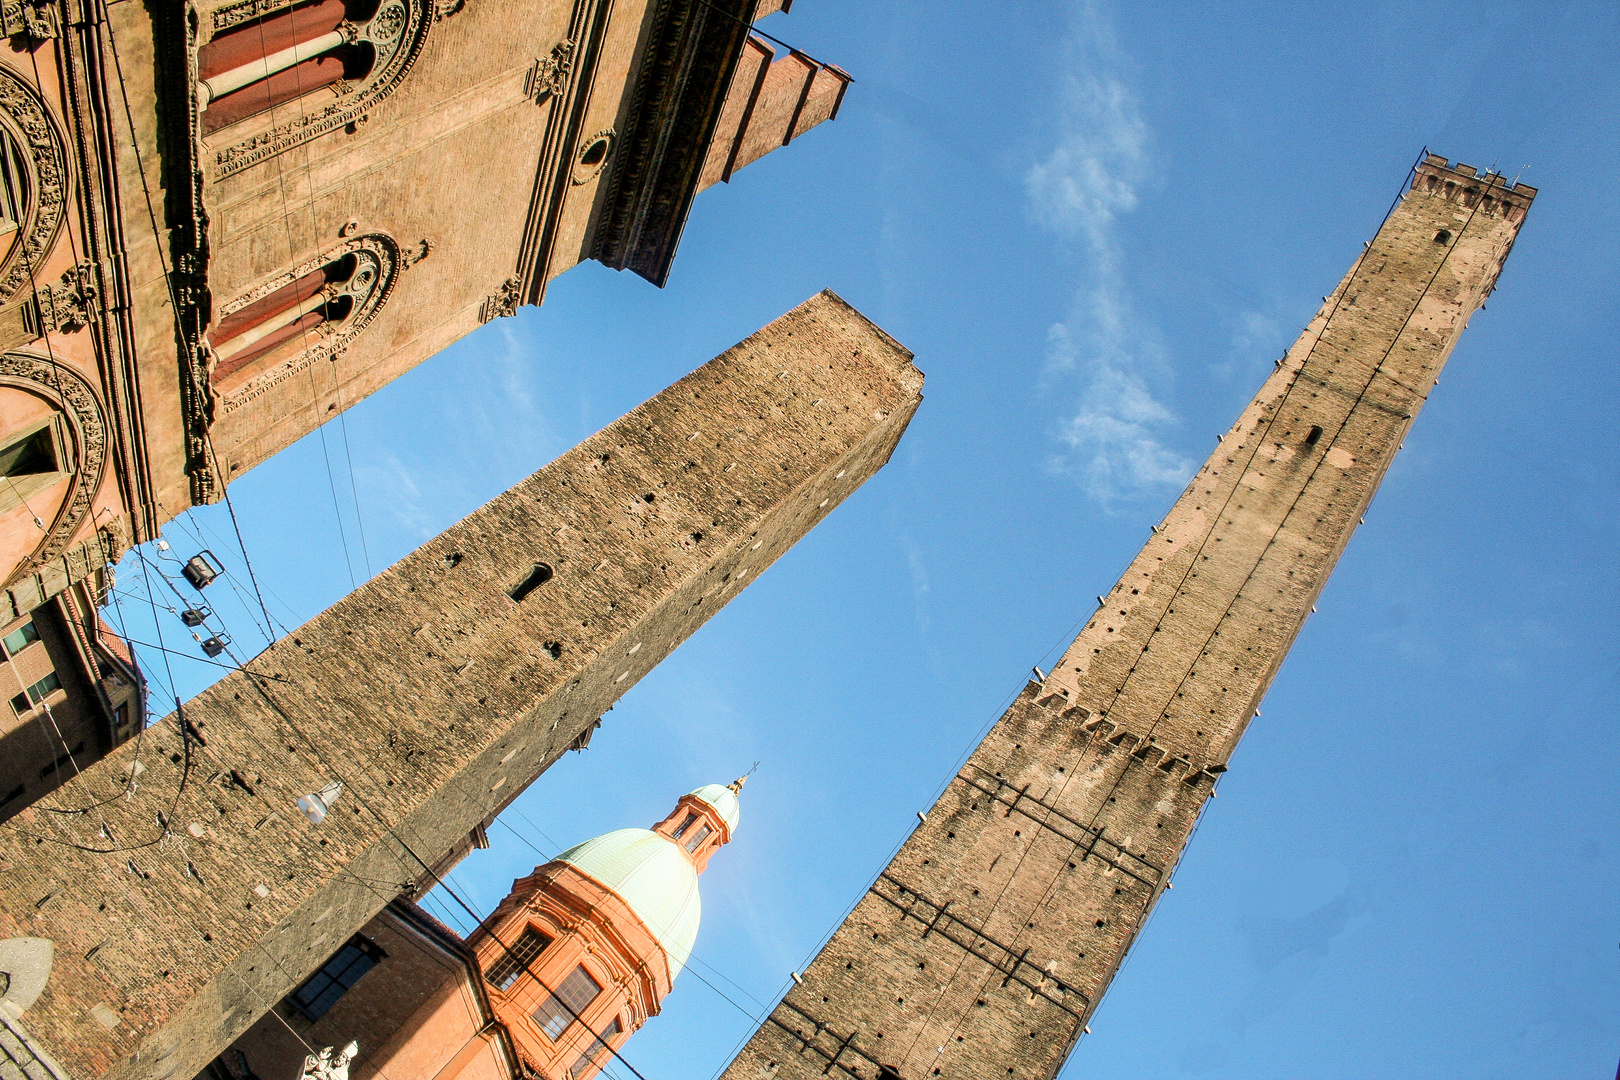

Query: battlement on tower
left=1413, top=153, right=1537, bottom=219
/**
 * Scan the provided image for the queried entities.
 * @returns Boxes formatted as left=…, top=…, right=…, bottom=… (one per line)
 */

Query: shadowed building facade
left=0, top=581, right=145, bottom=823
left=716, top=155, right=1536, bottom=1080
left=0, top=291, right=921, bottom=1080
left=0, top=0, right=850, bottom=814
left=204, top=779, right=745, bottom=1080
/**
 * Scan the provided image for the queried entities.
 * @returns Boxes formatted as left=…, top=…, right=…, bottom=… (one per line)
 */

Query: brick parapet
left=719, top=156, right=1534, bottom=1080
left=1413, top=153, right=1536, bottom=221
left=0, top=291, right=920, bottom=1080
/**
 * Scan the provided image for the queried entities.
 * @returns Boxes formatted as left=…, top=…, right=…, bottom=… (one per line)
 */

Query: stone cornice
left=588, top=0, right=756, bottom=287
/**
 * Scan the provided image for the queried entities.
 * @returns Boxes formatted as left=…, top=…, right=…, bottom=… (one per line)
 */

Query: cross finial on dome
left=728, top=762, right=758, bottom=796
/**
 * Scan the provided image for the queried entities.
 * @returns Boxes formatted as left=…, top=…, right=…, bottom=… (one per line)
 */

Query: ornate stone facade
left=0, top=350, right=106, bottom=584
left=0, top=61, right=67, bottom=305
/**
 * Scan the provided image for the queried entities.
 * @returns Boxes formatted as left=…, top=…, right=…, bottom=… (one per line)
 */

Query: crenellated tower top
left=1412, top=153, right=1537, bottom=221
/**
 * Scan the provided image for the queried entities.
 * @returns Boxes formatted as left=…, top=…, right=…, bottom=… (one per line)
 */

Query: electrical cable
left=0, top=59, right=196, bottom=829
left=222, top=639, right=662, bottom=1080
left=155, top=503, right=274, bottom=647
left=173, top=511, right=273, bottom=647
left=2, top=473, right=48, bottom=532
left=168, top=503, right=302, bottom=636
left=332, top=387, right=374, bottom=581
left=109, top=634, right=288, bottom=681
left=500, top=807, right=767, bottom=1010
left=510, top=809, right=770, bottom=1014
left=88, top=506, right=155, bottom=772
left=313, top=421, right=359, bottom=590
left=428, top=868, right=657, bottom=1080
left=27, top=574, right=455, bottom=1080
left=19, top=582, right=148, bottom=816
left=84, top=34, right=515, bottom=1080
left=243, top=3, right=365, bottom=594
left=118, top=502, right=651, bottom=1080
left=0, top=535, right=200, bottom=849
left=131, top=499, right=640, bottom=1075
left=110, top=22, right=747, bottom=1072
left=204, top=464, right=282, bottom=644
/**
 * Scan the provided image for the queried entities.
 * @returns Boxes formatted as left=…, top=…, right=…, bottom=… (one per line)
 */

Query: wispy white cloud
left=359, top=452, right=436, bottom=540
left=897, top=533, right=931, bottom=634
left=1217, top=309, right=1289, bottom=381
left=1025, top=17, right=1147, bottom=251
left=1030, top=2, right=1190, bottom=504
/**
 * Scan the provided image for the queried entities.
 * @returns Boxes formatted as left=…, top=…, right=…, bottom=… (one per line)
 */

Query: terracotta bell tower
left=471, top=779, right=746, bottom=1079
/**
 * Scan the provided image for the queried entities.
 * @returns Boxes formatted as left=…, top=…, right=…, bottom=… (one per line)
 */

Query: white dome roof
left=688, top=783, right=741, bottom=835
left=557, top=828, right=701, bottom=978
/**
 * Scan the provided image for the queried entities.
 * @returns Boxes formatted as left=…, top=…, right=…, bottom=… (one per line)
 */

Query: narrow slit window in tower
left=509, top=562, right=554, bottom=602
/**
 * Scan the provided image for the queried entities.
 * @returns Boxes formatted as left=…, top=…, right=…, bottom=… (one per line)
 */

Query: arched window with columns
left=206, top=233, right=407, bottom=404
left=196, top=0, right=358, bottom=135
left=196, top=0, right=447, bottom=176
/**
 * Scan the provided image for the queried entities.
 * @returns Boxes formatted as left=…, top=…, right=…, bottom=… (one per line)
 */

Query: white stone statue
left=298, top=1042, right=358, bottom=1080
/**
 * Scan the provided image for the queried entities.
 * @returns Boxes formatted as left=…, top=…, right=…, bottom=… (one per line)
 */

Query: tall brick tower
left=0, top=291, right=922, bottom=1080
left=717, top=155, right=1536, bottom=1080
left=0, top=0, right=854, bottom=826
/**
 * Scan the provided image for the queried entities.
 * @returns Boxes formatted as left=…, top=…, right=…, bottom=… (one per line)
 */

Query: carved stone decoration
left=216, top=234, right=402, bottom=413
left=207, top=0, right=439, bottom=179
left=526, top=40, right=576, bottom=103
left=571, top=127, right=617, bottom=186
left=479, top=276, right=522, bottom=323
left=401, top=237, right=433, bottom=268
left=0, top=351, right=107, bottom=589
left=26, top=262, right=96, bottom=335
left=0, top=2, right=54, bottom=39
left=0, top=63, right=67, bottom=304
left=210, top=0, right=294, bottom=32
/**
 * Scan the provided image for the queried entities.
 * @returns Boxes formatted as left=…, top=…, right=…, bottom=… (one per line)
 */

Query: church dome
left=557, top=828, right=702, bottom=976
left=687, top=783, right=742, bottom=836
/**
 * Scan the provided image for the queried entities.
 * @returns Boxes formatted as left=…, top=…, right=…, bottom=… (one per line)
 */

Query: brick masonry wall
left=0, top=291, right=921, bottom=1080
left=719, top=158, right=1535, bottom=1080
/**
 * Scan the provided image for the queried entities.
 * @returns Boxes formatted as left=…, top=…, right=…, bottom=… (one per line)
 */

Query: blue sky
left=108, top=2, right=1618, bottom=1077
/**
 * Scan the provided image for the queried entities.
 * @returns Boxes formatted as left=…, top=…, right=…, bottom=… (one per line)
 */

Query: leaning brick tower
left=718, top=155, right=1536, bottom=1080
left=0, top=292, right=922, bottom=1080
